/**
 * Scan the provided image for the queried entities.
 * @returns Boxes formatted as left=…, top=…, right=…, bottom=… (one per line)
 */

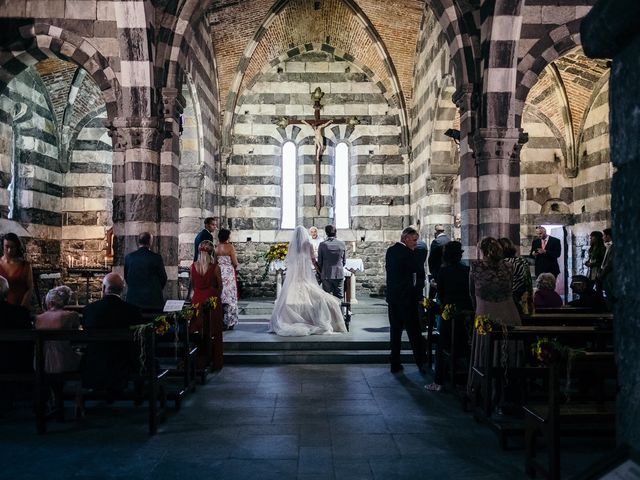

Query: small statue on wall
left=102, top=227, right=114, bottom=259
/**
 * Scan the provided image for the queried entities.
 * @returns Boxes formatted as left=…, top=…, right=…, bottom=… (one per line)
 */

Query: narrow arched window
left=334, top=142, right=349, bottom=229
left=281, top=141, right=296, bottom=229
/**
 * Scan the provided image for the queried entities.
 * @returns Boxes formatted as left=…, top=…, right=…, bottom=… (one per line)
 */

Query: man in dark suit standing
left=124, top=232, right=167, bottom=311
left=530, top=226, right=561, bottom=278
left=82, top=273, right=142, bottom=394
left=427, top=224, right=450, bottom=300
left=385, top=227, right=427, bottom=374
left=317, top=225, right=346, bottom=299
left=193, top=217, right=217, bottom=261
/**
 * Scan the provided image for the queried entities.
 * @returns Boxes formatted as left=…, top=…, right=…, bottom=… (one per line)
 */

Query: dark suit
left=385, top=242, right=426, bottom=369
left=317, top=237, right=346, bottom=298
left=414, top=240, right=428, bottom=295
left=0, top=301, right=32, bottom=373
left=428, top=233, right=450, bottom=299
left=124, top=247, right=167, bottom=310
left=193, top=229, right=213, bottom=261
left=81, top=295, right=142, bottom=391
left=530, top=235, right=561, bottom=277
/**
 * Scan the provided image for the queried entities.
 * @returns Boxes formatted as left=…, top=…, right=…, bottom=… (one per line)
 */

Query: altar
left=269, top=258, right=365, bottom=302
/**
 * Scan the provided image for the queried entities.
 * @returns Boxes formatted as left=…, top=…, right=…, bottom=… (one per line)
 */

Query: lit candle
left=352, top=242, right=356, bottom=254
left=67, top=255, right=71, bottom=268
left=104, top=256, right=107, bottom=269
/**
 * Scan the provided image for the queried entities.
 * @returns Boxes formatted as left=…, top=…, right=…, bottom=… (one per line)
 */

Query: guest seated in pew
left=426, top=241, right=473, bottom=392
left=533, top=273, right=563, bottom=310
left=35, top=286, right=81, bottom=373
left=568, top=275, right=608, bottom=313
left=81, top=273, right=142, bottom=399
left=0, top=275, right=32, bottom=374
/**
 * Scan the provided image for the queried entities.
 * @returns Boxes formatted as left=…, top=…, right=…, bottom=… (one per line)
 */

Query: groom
left=317, top=225, right=346, bottom=299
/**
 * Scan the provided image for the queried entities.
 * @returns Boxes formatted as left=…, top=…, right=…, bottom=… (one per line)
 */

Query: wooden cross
left=275, top=87, right=358, bottom=214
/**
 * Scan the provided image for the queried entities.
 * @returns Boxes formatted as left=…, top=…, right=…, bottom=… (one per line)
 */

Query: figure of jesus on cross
left=276, top=87, right=358, bottom=213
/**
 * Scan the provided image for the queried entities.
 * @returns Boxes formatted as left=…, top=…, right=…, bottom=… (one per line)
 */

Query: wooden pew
left=522, top=312, right=613, bottom=327
left=0, top=326, right=168, bottom=435
left=524, top=352, right=616, bottom=479
left=471, top=325, right=613, bottom=448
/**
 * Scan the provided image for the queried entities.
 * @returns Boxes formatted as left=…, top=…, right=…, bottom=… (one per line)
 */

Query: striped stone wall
left=228, top=47, right=406, bottom=297
left=409, top=7, right=457, bottom=242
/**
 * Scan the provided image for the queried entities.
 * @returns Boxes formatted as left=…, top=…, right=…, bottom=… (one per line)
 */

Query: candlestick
left=67, top=254, right=71, bottom=268
left=352, top=242, right=356, bottom=254
left=104, top=256, right=107, bottom=268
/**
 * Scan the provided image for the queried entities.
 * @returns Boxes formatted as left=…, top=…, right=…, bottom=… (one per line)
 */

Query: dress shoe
left=390, top=364, right=404, bottom=373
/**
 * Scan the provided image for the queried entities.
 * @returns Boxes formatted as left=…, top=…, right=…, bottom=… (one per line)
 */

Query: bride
left=269, top=226, right=348, bottom=336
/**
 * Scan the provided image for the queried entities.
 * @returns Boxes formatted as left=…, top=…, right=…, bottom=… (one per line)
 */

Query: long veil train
left=269, top=226, right=347, bottom=336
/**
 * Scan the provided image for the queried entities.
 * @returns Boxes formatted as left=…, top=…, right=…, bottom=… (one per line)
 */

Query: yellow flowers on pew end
left=441, top=304, right=456, bottom=321
left=153, top=316, right=171, bottom=336
left=474, top=315, right=496, bottom=336
left=152, top=296, right=218, bottom=333
left=531, top=337, right=585, bottom=366
left=421, top=298, right=434, bottom=310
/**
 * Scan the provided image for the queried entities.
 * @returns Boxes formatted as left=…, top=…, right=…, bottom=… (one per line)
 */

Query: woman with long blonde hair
left=190, top=240, right=222, bottom=333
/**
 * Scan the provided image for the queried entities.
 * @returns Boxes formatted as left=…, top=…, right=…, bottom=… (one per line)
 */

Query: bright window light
left=335, top=142, right=349, bottom=229
left=281, top=141, right=296, bottom=229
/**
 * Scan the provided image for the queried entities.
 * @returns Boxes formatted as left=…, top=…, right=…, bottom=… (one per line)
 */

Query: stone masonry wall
left=227, top=47, right=407, bottom=297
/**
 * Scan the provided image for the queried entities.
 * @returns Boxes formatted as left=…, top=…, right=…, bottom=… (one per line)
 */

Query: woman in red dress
left=190, top=240, right=222, bottom=333
left=0, top=233, right=34, bottom=310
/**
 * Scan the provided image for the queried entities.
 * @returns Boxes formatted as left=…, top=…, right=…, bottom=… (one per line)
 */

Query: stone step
left=223, top=340, right=411, bottom=351
left=224, top=350, right=417, bottom=365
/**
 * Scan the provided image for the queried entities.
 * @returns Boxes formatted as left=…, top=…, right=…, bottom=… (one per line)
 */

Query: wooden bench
left=522, top=312, right=613, bottom=328
left=0, top=326, right=168, bottom=435
left=471, top=325, right=613, bottom=448
left=524, top=352, right=616, bottom=479
left=439, top=310, right=473, bottom=406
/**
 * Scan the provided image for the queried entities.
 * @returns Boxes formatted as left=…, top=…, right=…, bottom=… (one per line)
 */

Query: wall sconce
left=444, top=128, right=460, bottom=145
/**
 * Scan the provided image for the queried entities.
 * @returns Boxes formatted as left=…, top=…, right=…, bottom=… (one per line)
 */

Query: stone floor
left=0, top=363, right=611, bottom=480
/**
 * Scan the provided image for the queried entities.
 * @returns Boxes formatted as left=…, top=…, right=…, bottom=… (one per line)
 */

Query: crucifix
left=275, top=87, right=359, bottom=214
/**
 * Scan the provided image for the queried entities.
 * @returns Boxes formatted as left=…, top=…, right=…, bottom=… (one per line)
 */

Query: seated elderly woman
left=35, top=286, right=81, bottom=374
left=533, top=273, right=563, bottom=309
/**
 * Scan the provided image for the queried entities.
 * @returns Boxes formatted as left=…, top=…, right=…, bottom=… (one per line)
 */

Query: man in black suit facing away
left=530, top=226, right=561, bottom=278
left=427, top=224, right=450, bottom=300
left=124, top=232, right=167, bottom=311
left=385, top=227, right=428, bottom=374
left=82, top=273, right=142, bottom=395
left=193, top=217, right=217, bottom=261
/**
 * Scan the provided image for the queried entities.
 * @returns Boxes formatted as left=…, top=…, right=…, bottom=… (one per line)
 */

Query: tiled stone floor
left=0, top=364, right=611, bottom=479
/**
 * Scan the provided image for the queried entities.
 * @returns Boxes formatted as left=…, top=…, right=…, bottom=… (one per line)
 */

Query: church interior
left=1, top=0, right=639, bottom=478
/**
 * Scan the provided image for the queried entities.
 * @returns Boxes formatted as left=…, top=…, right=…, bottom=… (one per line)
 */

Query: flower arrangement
left=441, top=304, right=456, bottom=322
left=265, top=243, right=288, bottom=262
left=474, top=314, right=497, bottom=335
left=153, top=315, right=171, bottom=336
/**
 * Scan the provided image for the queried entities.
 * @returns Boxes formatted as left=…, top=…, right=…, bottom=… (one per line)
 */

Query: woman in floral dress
left=214, top=229, right=239, bottom=330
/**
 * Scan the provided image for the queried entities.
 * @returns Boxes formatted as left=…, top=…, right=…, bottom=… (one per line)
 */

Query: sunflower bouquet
left=474, top=314, right=497, bottom=336
left=441, top=304, right=456, bottom=322
left=531, top=337, right=566, bottom=365
left=265, top=243, right=289, bottom=262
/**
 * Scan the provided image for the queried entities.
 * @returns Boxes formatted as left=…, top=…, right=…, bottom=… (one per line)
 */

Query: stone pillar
left=453, top=84, right=479, bottom=259
left=582, top=0, right=640, bottom=450
left=472, top=128, right=523, bottom=243
left=107, top=117, right=164, bottom=278
left=160, top=88, right=186, bottom=299
left=425, top=175, right=455, bottom=236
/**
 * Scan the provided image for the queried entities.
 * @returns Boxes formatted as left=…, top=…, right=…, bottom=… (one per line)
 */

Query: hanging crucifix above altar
left=275, top=87, right=359, bottom=214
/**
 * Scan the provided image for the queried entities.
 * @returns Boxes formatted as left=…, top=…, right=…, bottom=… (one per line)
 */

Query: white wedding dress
left=269, top=226, right=348, bottom=336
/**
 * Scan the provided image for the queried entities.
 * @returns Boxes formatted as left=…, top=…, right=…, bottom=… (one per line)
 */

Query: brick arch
left=0, top=23, right=120, bottom=120
left=221, top=0, right=409, bottom=150
left=514, top=20, right=582, bottom=128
